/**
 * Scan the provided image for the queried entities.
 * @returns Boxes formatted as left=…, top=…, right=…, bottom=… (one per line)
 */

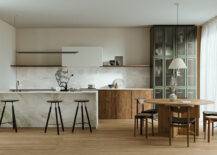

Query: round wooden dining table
left=145, top=99, right=214, bottom=136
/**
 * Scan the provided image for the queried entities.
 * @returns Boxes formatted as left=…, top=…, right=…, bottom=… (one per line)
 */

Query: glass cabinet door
left=154, top=89, right=163, bottom=98
left=176, top=27, right=186, bottom=56
left=166, top=88, right=171, bottom=98
left=186, top=26, right=196, bottom=56
left=177, top=58, right=186, bottom=86
left=176, top=89, right=186, bottom=99
left=187, top=58, right=196, bottom=87
left=154, top=59, right=163, bottom=86
left=165, top=27, right=174, bottom=57
left=187, top=89, right=196, bottom=99
left=165, top=59, right=173, bottom=86
left=154, top=28, right=164, bottom=56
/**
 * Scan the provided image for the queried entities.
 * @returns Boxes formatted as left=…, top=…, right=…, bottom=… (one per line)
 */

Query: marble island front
left=0, top=90, right=98, bottom=128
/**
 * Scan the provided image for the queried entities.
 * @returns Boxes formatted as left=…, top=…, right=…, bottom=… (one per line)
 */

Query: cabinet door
left=115, top=90, right=132, bottom=119
left=187, top=89, right=196, bottom=99
left=177, top=58, right=186, bottom=86
left=154, top=89, right=164, bottom=98
left=176, top=89, right=186, bottom=99
left=154, top=27, right=164, bottom=56
left=154, top=59, right=164, bottom=86
left=132, top=90, right=153, bottom=118
left=98, top=90, right=116, bottom=119
left=187, top=58, right=197, bottom=87
left=165, top=59, right=173, bottom=86
left=186, top=26, right=196, bottom=56
left=176, top=27, right=186, bottom=56
left=165, top=27, right=175, bottom=57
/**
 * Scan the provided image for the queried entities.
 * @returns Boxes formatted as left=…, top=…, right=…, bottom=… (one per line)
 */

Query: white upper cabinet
left=62, top=47, right=103, bottom=67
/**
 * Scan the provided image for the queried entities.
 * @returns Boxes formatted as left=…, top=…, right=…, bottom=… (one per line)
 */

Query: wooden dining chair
left=204, top=115, right=217, bottom=142
left=168, top=105, right=196, bottom=147
left=134, top=98, right=158, bottom=137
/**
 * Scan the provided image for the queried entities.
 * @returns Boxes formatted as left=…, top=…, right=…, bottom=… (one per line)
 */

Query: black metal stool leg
left=72, top=102, right=79, bottom=132
left=44, top=103, right=52, bottom=133
left=55, top=103, right=60, bottom=135
left=12, top=102, right=17, bottom=132
left=58, top=103, right=64, bottom=132
left=81, top=103, right=84, bottom=130
left=84, top=103, right=92, bottom=133
left=0, top=102, right=6, bottom=127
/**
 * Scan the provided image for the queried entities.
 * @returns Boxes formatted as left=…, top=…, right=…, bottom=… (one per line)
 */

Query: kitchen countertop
left=98, top=88, right=153, bottom=91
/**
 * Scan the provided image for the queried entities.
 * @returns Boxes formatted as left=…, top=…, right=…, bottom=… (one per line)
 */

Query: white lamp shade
left=169, top=58, right=187, bottom=69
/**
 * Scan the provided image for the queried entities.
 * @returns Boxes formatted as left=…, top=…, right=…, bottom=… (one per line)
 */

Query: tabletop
left=145, top=99, right=214, bottom=106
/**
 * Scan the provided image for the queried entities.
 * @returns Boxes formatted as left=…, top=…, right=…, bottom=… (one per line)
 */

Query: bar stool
left=203, top=111, right=217, bottom=132
left=204, top=116, right=217, bottom=143
left=44, top=100, right=64, bottom=135
left=72, top=99, right=92, bottom=133
left=0, top=99, right=19, bottom=132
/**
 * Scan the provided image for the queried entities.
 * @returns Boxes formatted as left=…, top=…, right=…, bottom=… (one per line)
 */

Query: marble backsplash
left=15, top=67, right=150, bottom=89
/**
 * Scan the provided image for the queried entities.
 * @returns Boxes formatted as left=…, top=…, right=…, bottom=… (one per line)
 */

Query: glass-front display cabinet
left=151, top=25, right=197, bottom=99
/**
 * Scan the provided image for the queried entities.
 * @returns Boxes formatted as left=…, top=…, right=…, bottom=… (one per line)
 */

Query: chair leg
left=194, top=122, right=196, bottom=142
left=44, top=103, right=52, bottom=133
left=84, top=104, right=92, bottom=133
left=140, top=118, right=143, bottom=135
left=212, top=122, right=214, bottom=136
left=208, top=119, right=211, bottom=143
left=0, top=102, right=6, bottom=127
left=204, top=119, right=207, bottom=140
left=72, top=102, right=79, bottom=132
left=169, top=124, right=172, bottom=146
left=187, top=124, right=190, bottom=147
left=203, top=113, right=205, bottom=132
left=58, top=103, right=64, bottom=132
left=134, top=117, right=136, bottom=137
left=55, top=104, right=59, bottom=135
left=151, top=117, right=154, bottom=136
left=145, top=118, right=148, bottom=138
left=12, top=103, right=17, bottom=132
left=81, top=103, right=84, bottom=130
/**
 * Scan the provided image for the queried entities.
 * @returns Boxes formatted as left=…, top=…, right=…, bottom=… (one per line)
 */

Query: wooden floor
left=0, top=119, right=217, bottom=155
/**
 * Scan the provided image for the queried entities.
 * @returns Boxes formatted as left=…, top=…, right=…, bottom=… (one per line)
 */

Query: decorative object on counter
left=55, top=68, right=73, bottom=91
left=108, top=84, right=114, bottom=88
left=109, top=60, right=116, bottom=66
left=112, top=79, right=125, bottom=89
left=88, top=84, right=95, bottom=89
left=103, top=61, right=110, bottom=66
left=115, top=56, right=123, bottom=66
left=168, top=58, right=187, bottom=101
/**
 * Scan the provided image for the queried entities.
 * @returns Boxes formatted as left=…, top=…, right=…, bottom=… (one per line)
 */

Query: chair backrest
left=169, top=105, right=194, bottom=120
left=136, top=98, right=147, bottom=114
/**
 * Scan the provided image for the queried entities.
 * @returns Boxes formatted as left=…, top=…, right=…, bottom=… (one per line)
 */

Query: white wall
left=16, top=27, right=150, bottom=65
left=0, top=20, right=16, bottom=90
left=15, top=27, right=151, bottom=89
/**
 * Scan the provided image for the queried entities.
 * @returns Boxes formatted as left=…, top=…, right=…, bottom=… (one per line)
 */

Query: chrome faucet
left=16, top=81, right=20, bottom=90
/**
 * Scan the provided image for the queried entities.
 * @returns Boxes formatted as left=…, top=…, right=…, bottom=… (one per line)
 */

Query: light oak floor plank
left=0, top=119, right=216, bottom=155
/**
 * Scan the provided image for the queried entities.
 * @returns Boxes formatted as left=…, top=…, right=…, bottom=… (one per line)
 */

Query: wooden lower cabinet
left=99, top=89, right=153, bottom=119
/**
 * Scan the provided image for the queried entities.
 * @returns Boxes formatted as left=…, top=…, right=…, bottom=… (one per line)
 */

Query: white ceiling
left=0, top=0, right=216, bottom=28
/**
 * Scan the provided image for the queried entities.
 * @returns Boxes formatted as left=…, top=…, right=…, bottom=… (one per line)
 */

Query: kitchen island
left=0, top=90, right=98, bottom=128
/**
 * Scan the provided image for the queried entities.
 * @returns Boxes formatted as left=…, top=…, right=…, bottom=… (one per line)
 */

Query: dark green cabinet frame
left=150, top=25, right=197, bottom=99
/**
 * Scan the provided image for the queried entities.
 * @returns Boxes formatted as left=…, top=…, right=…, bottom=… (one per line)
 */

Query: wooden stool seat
left=47, top=100, right=62, bottom=103
left=74, top=99, right=89, bottom=103
left=1, top=100, right=19, bottom=102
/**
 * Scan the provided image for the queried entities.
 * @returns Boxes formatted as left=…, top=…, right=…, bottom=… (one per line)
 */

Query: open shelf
left=16, top=51, right=78, bottom=54
left=100, top=65, right=151, bottom=68
left=11, top=65, right=64, bottom=67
